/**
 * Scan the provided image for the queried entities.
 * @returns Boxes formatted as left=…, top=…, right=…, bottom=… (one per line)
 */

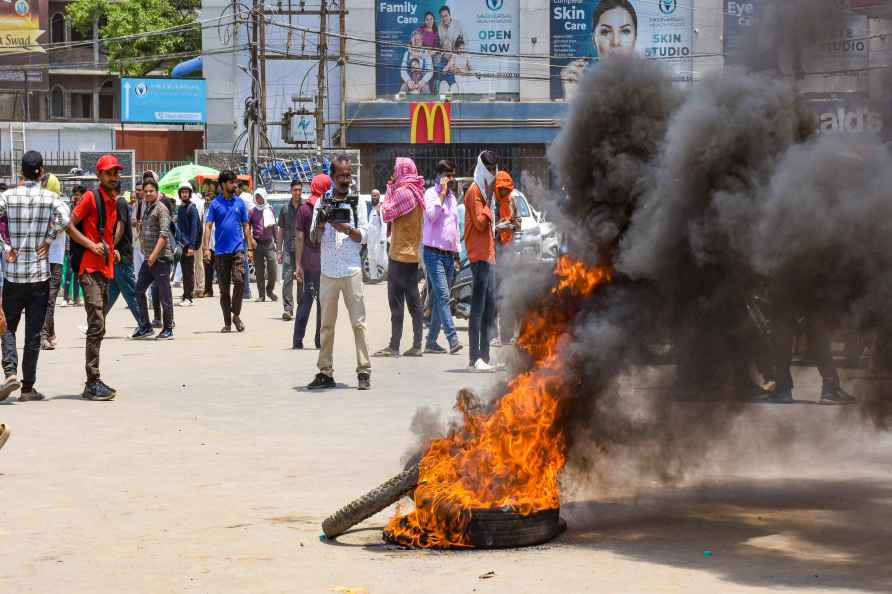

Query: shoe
left=358, top=373, right=371, bottom=391
left=156, top=329, right=174, bottom=340
left=0, top=423, right=9, bottom=450
left=48, top=336, right=58, bottom=348
left=308, top=373, right=336, bottom=390
left=256, top=296, right=266, bottom=302
left=18, top=388, right=45, bottom=402
left=373, top=346, right=399, bottom=358
left=490, top=337, right=502, bottom=347
left=78, top=324, right=88, bottom=335
left=40, top=337, right=55, bottom=351
left=754, top=388, right=795, bottom=404
left=151, top=319, right=162, bottom=329
left=282, top=311, right=293, bottom=321
left=177, top=299, right=193, bottom=307
left=473, top=359, right=494, bottom=373
left=131, top=327, right=155, bottom=340
left=82, top=380, right=116, bottom=401
left=0, top=376, right=22, bottom=401
left=293, top=343, right=303, bottom=349
left=221, top=325, right=232, bottom=333
left=233, top=318, right=246, bottom=332
left=269, top=293, right=278, bottom=302
left=402, top=346, right=423, bottom=357
left=820, top=386, right=857, bottom=406
left=449, top=342, right=463, bottom=355
left=425, top=343, right=447, bottom=354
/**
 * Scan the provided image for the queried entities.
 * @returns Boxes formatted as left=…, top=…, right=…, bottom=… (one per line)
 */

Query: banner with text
left=550, top=0, right=693, bottom=99
left=376, top=0, right=520, bottom=98
left=0, top=0, right=49, bottom=91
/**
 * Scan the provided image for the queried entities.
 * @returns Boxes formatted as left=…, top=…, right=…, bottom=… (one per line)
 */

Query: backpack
left=70, top=189, right=108, bottom=276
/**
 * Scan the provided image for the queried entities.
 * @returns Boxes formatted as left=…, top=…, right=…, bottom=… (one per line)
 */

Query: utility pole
left=339, top=1, right=347, bottom=149
left=248, top=0, right=261, bottom=186
left=316, top=1, right=328, bottom=149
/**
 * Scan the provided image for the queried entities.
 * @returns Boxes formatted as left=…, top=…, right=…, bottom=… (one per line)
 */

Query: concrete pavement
left=1, top=284, right=890, bottom=593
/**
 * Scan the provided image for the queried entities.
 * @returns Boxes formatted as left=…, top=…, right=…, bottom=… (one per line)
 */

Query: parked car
left=511, top=191, right=561, bottom=261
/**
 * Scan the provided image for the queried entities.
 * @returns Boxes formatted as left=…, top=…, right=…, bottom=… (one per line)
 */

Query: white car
left=511, top=191, right=560, bottom=261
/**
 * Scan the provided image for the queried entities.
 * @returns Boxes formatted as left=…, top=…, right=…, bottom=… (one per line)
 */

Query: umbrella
left=158, top=164, right=219, bottom=196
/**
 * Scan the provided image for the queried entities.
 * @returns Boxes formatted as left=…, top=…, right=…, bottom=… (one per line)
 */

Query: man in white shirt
left=306, top=155, right=371, bottom=391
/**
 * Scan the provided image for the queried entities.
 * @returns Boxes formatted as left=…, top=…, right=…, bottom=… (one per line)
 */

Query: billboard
left=803, top=93, right=884, bottom=136
left=121, top=78, right=207, bottom=124
left=376, top=0, right=520, bottom=98
left=0, top=0, right=49, bottom=91
left=550, top=0, right=693, bottom=100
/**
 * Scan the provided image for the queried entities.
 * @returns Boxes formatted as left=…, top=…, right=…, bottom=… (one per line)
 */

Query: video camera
left=319, top=193, right=359, bottom=226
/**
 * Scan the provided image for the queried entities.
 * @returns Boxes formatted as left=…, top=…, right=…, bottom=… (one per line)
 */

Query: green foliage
left=65, top=0, right=200, bottom=76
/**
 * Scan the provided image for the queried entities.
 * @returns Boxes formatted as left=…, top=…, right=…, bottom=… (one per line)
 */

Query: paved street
left=1, top=284, right=890, bottom=594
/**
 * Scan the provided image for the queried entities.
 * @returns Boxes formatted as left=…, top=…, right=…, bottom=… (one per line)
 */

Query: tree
left=66, top=0, right=200, bottom=76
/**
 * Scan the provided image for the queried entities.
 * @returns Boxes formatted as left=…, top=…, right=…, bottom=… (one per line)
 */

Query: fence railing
left=0, top=152, right=191, bottom=181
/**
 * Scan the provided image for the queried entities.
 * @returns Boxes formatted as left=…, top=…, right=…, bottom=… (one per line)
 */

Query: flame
left=386, top=258, right=611, bottom=548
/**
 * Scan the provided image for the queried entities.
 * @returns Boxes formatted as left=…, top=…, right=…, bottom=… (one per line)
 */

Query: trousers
left=317, top=272, right=370, bottom=377
left=2, top=280, right=49, bottom=390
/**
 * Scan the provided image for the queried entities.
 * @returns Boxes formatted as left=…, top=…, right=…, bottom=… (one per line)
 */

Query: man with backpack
left=66, top=154, right=121, bottom=401
left=175, top=181, right=201, bottom=307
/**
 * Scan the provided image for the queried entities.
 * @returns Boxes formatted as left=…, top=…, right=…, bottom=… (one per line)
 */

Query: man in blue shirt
left=202, top=170, right=253, bottom=333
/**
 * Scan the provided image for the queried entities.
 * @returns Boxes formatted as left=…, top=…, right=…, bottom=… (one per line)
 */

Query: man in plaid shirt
left=0, top=151, right=70, bottom=402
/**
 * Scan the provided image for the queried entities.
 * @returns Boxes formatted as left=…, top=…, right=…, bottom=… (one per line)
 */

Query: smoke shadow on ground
left=561, top=478, right=892, bottom=592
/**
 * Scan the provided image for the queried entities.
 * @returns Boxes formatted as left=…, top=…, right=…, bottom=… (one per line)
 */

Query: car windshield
left=514, top=194, right=531, bottom=217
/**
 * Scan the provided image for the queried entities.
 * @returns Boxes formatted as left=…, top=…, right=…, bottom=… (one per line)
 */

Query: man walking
left=237, top=181, right=254, bottom=301
left=132, top=180, right=174, bottom=340
left=374, top=158, right=425, bottom=358
left=203, top=170, right=252, bottom=333
left=201, top=187, right=216, bottom=297
left=249, top=188, right=278, bottom=302
left=190, top=183, right=205, bottom=297
left=67, top=153, right=121, bottom=401
left=175, top=181, right=201, bottom=307
left=292, top=174, right=328, bottom=350
left=306, top=156, right=371, bottom=390
left=422, top=160, right=463, bottom=356
left=104, top=174, right=142, bottom=329
left=277, top=179, right=302, bottom=320
left=0, top=151, right=70, bottom=401
left=40, top=173, right=66, bottom=351
left=465, top=151, right=499, bottom=372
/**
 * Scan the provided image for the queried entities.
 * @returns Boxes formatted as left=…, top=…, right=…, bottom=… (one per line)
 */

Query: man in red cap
left=65, top=154, right=121, bottom=401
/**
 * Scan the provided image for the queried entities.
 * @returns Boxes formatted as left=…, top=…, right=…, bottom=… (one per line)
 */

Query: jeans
left=80, top=272, right=108, bottom=382
left=293, top=269, right=321, bottom=348
left=469, top=261, right=497, bottom=365
left=317, top=272, right=370, bottom=377
left=136, top=260, right=173, bottom=331
left=203, top=249, right=215, bottom=296
left=423, top=247, right=457, bottom=349
left=41, top=263, right=63, bottom=339
left=281, top=248, right=296, bottom=314
left=215, top=252, right=245, bottom=327
left=387, top=259, right=422, bottom=351
left=106, top=258, right=141, bottom=325
left=180, top=252, right=195, bottom=301
left=2, top=280, right=49, bottom=390
left=254, top=239, right=277, bottom=299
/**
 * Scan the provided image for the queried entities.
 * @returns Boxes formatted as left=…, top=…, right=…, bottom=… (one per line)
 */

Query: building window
left=69, top=19, right=88, bottom=42
left=50, top=86, right=64, bottom=118
left=51, top=13, right=65, bottom=44
left=70, top=91, right=93, bottom=119
left=98, top=81, right=115, bottom=120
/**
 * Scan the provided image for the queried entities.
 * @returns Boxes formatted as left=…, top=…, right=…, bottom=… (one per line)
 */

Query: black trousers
left=215, top=252, right=245, bottom=327
left=180, top=252, right=195, bottom=301
left=2, top=280, right=49, bottom=390
left=136, top=260, right=173, bottom=330
left=41, top=263, right=63, bottom=339
left=387, top=259, right=422, bottom=351
left=293, top=269, right=321, bottom=348
left=254, top=238, right=277, bottom=299
left=204, top=249, right=215, bottom=296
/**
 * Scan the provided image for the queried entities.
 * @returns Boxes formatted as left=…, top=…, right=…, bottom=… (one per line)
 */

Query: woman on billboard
left=561, top=0, right=639, bottom=98
left=400, top=30, right=434, bottom=94
left=416, top=11, right=440, bottom=49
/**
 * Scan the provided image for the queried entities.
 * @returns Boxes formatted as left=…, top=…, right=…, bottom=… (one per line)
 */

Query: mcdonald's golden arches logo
left=409, top=101, right=451, bottom=144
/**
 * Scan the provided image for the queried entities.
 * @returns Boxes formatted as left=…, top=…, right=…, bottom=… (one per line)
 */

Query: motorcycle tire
left=321, top=466, right=419, bottom=539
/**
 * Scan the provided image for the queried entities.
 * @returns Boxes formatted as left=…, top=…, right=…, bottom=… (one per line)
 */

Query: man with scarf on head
left=292, top=174, right=330, bottom=349
left=493, top=170, right=521, bottom=346
left=464, top=150, right=498, bottom=371
left=373, top=158, right=425, bottom=358
left=248, top=188, right=278, bottom=302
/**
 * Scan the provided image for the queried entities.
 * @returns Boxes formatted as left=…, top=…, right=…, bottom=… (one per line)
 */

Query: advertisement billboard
left=550, top=0, right=693, bottom=100
left=121, top=78, right=207, bottom=124
left=0, top=0, right=49, bottom=91
left=409, top=101, right=451, bottom=144
left=376, top=0, right=520, bottom=98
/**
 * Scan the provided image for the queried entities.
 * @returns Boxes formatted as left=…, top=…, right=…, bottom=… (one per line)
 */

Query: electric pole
left=339, top=1, right=347, bottom=148
left=316, top=1, right=328, bottom=149
left=248, top=0, right=261, bottom=186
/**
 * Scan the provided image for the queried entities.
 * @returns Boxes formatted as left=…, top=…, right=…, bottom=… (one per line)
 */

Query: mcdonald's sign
left=409, top=101, right=451, bottom=144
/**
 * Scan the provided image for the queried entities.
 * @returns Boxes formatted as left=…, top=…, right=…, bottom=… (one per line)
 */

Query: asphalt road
left=1, top=283, right=890, bottom=593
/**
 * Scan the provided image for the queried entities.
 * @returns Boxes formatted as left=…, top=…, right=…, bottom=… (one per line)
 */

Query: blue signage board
left=121, top=77, right=206, bottom=124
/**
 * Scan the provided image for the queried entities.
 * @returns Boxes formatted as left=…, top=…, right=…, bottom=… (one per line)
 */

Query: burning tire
left=321, top=466, right=419, bottom=539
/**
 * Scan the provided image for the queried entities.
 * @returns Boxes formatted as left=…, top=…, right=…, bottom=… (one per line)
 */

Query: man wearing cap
left=0, top=151, right=70, bottom=402
left=66, top=154, right=122, bottom=401
left=104, top=172, right=142, bottom=330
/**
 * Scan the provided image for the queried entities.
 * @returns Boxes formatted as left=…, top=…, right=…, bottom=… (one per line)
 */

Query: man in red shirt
left=66, top=154, right=121, bottom=401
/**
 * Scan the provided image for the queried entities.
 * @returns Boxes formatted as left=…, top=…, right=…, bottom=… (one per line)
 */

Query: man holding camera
left=306, top=155, right=371, bottom=391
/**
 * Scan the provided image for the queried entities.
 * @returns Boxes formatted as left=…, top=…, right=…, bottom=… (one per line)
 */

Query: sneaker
left=82, top=380, right=116, bottom=401
left=402, top=346, right=423, bottom=357
left=820, top=386, right=857, bottom=406
left=425, top=343, right=447, bottom=354
left=268, top=293, right=278, bottom=302
left=40, top=337, right=55, bottom=350
left=18, top=388, right=45, bottom=402
left=151, top=319, right=162, bottom=329
left=256, top=297, right=266, bottom=303
left=0, top=423, right=9, bottom=450
left=282, top=311, right=294, bottom=321
left=449, top=342, right=464, bottom=355
left=177, top=299, right=193, bottom=307
left=754, top=388, right=795, bottom=404
left=308, top=373, right=335, bottom=390
left=473, top=359, right=495, bottom=373
left=293, top=342, right=303, bottom=349
left=357, top=373, right=371, bottom=391
left=156, top=329, right=174, bottom=340
left=0, top=376, right=22, bottom=401
left=373, top=346, right=399, bottom=358
left=233, top=318, right=246, bottom=332
left=131, top=327, right=155, bottom=340
left=221, top=325, right=232, bottom=333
